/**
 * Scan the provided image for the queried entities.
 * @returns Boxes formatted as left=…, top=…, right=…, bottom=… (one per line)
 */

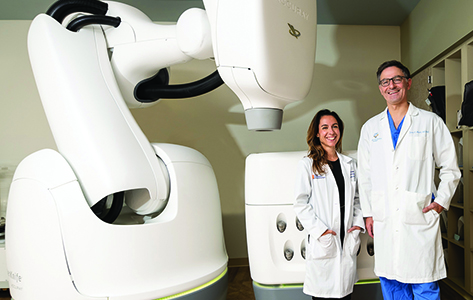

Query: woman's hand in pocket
left=346, top=226, right=362, bottom=256
left=322, top=229, right=336, bottom=236
left=347, top=226, right=361, bottom=233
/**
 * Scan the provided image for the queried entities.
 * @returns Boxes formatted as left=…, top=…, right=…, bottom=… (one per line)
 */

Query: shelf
left=432, top=60, right=445, bottom=86
left=451, top=202, right=464, bottom=209
left=448, top=49, right=462, bottom=60
left=452, top=239, right=465, bottom=249
left=443, top=233, right=449, bottom=240
left=467, top=42, right=473, bottom=82
left=450, top=276, right=467, bottom=291
left=451, top=129, right=464, bottom=135
left=412, top=35, right=473, bottom=297
left=445, top=51, right=462, bottom=131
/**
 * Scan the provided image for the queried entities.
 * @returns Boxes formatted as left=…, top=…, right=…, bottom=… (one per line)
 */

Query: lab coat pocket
left=345, top=230, right=361, bottom=257
left=402, top=191, right=432, bottom=225
left=429, top=208, right=440, bottom=222
left=307, top=234, right=337, bottom=260
left=370, top=190, right=385, bottom=222
left=408, top=135, right=427, bottom=160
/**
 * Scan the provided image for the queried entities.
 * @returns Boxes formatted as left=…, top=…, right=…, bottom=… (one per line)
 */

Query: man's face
left=378, top=66, right=411, bottom=106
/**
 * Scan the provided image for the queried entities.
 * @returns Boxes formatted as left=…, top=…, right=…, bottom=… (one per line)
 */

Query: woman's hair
left=306, top=109, right=344, bottom=175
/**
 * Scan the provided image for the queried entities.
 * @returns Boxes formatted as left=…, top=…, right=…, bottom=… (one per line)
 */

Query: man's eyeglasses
left=379, top=76, right=407, bottom=87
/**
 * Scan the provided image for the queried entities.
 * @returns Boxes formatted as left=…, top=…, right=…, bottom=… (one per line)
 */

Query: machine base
left=252, top=280, right=383, bottom=300
left=6, top=146, right=228, bottom=300
left=168, top=269, right=228, bottom=300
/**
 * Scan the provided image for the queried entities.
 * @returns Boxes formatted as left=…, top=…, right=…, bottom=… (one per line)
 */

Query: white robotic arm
left=105, top=0, right=318, bottom=129
left=27, top=0, right=316, bottom=218
left=104, top=2, right=215, bottom=109
left=28, top=6, right=171, bottom=217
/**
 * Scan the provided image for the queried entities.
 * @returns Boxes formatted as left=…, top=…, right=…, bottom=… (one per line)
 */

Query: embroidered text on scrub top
left=387, top=110, right=405, bottom=149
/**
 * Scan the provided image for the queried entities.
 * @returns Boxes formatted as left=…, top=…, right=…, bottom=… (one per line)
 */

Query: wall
left=0, top=20, right=400, bottom=258
left=407, top=67, right=432, bottom=111
left=401, top=0, right=473, bottom=74
left=0, top=21, right=56, bottom=166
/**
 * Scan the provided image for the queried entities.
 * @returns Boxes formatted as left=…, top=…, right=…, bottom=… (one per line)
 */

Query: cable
left=66, top=15, right=121, bottom=32
left=135, top=69, right=224, bottom=103
left=46, top=0, right=108, bottom=24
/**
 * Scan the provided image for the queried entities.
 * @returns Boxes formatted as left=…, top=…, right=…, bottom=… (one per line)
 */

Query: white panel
left=245, top=151, right=306, bottom=206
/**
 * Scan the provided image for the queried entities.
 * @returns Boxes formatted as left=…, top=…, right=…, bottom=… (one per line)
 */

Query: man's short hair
left=376, top=60, right=411, bottom=82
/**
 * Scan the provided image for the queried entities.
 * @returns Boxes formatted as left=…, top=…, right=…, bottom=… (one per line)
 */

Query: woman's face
left=317, top=115, right=340, bottom=151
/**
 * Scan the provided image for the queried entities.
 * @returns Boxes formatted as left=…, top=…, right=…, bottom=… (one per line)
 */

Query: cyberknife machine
left=6, top=0, right=317, bottom=299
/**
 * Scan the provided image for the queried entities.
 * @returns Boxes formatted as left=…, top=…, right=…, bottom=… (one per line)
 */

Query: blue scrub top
left=387, top=110, right=405, bottom=149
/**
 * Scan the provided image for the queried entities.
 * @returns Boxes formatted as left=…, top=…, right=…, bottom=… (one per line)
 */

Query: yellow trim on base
left=12, top=268, right=228, bottom=300
left=253, top=278, right=380, bottom=289
left=156, top=268, right=228, bottom=300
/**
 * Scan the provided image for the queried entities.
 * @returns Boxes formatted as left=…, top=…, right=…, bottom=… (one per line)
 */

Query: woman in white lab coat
left=294, top=109, right=364, bottom=300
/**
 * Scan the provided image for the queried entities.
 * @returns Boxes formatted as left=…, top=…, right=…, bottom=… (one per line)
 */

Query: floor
left=227, top=266, right=256, bottom=300
left=0, top=288, right=9, bottom=300
left=0, top=266, right=469, bottom=299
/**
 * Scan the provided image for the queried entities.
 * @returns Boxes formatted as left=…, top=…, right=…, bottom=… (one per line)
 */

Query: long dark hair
left=306, top=109, right=344, bottom=175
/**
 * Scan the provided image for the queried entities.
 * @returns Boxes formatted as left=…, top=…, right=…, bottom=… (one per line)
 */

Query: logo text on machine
left=278, top=0, right=310, bottom=20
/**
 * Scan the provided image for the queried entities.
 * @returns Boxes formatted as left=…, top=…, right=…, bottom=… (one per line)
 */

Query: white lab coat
left=294, top=153, right=365, bottom=298
left=357, top=103, right=461, bottom=283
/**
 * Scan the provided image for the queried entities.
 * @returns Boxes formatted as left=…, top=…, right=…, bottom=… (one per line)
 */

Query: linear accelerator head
left=204, top=0, right=317, bottom=130
left=104, top=0, right=316, bottom=131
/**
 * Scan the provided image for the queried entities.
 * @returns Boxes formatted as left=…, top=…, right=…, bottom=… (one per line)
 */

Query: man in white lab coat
left=357, top=60, right=461, bottom=300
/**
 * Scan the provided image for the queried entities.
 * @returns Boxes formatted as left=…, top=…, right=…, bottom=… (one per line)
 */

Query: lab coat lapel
left=339, top=154, right=352, bottom=231
left=379, top=109, right=393, bottom=151
left=324, top=165, right=336, bottom=200
left=324, top=164, right=339, bottom=229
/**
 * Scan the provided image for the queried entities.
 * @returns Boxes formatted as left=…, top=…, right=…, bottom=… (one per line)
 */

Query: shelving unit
left=412, top=35, right=473, bottom=297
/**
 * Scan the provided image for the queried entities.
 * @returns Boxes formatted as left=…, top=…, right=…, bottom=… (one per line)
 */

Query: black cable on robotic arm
left=66, top=15, right=121, bottom=32
left=135, top=69, right=225, bottom=103
left=46, top=0, right=108, bottom=24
